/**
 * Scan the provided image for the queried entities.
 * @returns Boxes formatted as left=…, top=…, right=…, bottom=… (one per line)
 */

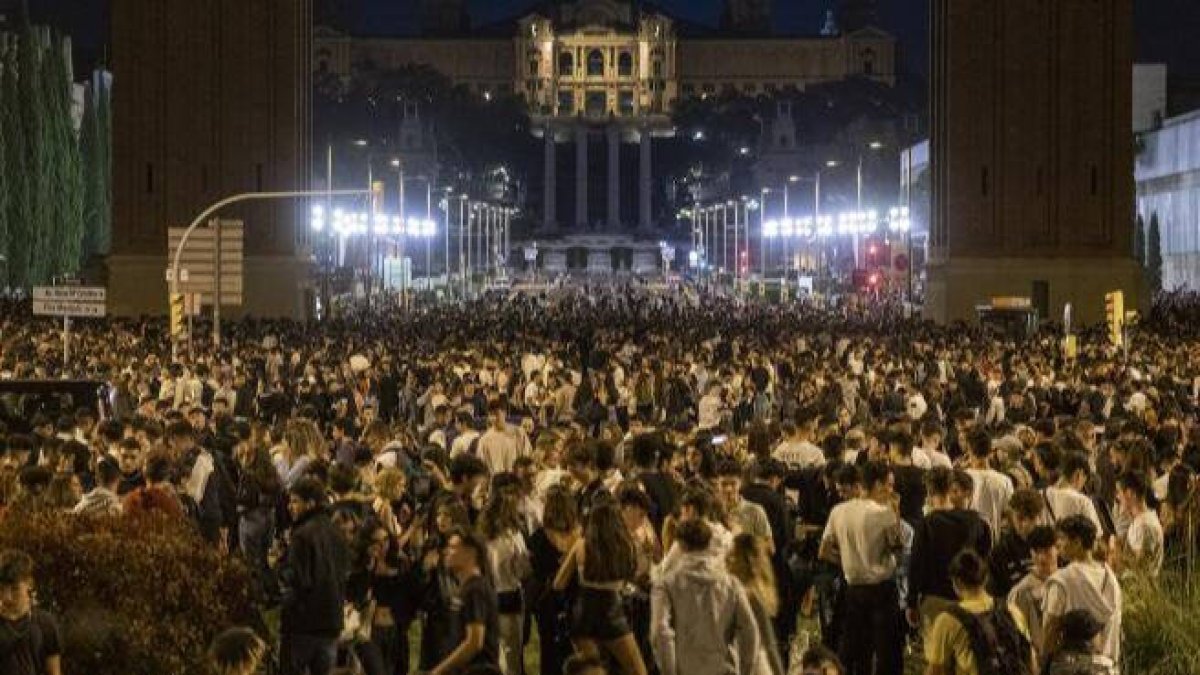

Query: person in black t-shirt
left=0, top=549, right=62, bottom=675
left=429, top=529, right=500, bottom=675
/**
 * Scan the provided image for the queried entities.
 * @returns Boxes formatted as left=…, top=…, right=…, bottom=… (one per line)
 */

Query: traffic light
left=371, top=181, right=385, bottom=215
left=864, top=238, right=891, bottom=269
left=169, top=292, right=185, bottom=338
left=1104, top=290, right=1124, bottom=347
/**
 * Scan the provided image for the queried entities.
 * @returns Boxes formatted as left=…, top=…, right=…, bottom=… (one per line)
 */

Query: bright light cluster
left=762, top=207, right=910, bottom=239
left=887, top=206, right=912, bottom=232
left=310, top=205, right=436, bottom=237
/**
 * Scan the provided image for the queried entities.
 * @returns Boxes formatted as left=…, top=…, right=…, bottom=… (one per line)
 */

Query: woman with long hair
left=528, top=485, right=581, bottom=675
left=727, top=533, right=785, bottom=675
left=418, top=497, right=473, bottom=671
left=478, top=480, right=532, bottom=675
left=554, top=499, right=648, bottom=675
left=235, top=443, right=283, bottom=590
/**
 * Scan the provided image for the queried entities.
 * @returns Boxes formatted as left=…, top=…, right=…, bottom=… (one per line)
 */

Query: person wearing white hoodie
left=651, top=518, right=760, bottom=675
left=1042, top=515, right=1122, bottom=668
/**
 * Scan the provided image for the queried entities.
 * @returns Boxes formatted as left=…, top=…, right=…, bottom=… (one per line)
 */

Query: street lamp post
left=171, top=189, right=370, bottom=359
left=760, top=188, right=769, bottom=278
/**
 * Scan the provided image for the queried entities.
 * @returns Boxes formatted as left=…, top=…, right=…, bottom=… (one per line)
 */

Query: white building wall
left=1136, top=109, right=1200, bottom=290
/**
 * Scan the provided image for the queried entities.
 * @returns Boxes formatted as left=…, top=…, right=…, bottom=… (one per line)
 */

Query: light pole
left=722, top=201, right=730, bottom=276
left=524, top=242, right=539, bottom=283
left=172, top=189, right=370, bottom=359
left=457, top=195, right=468, bottom=296
left=731, top=200, right=740, bottom=281
left=760, top=188, right=769, bottom=278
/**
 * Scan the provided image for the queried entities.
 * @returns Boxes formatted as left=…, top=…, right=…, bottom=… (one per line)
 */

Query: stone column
left=543, top=125, right=556, bottom=231
left=607, top=124, right=621, bottom=229
left=575, top=124, right=589, bottom=228
left=639, top=127, right=652, bottom=231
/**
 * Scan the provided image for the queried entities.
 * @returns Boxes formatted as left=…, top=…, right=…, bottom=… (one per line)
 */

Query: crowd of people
left=1, top=285, right=1199, bottom=675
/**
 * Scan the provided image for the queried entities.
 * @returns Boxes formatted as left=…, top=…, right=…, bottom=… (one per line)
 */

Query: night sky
left=14, top=0, right=1200, bottom=81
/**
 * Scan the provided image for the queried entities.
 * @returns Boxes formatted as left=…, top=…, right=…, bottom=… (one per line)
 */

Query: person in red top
left=121, top=455, right=186, bottom=520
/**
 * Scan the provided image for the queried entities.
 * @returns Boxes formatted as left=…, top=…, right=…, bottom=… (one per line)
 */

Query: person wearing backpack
left=1041, top=516, right=1121, bottom=668
left=923, top=549, right=1032, bottom=675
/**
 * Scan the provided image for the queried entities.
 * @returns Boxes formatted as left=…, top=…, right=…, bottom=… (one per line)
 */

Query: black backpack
left=945, top=602, right=1032, bottom=675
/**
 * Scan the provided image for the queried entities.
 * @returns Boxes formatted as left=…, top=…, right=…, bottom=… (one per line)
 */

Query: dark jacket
left=907, top=507, right=992, bottom=609
left=280, top=507, right=351, bottom=637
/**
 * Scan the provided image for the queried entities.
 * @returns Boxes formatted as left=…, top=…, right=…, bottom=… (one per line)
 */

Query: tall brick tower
left=109, top=0, right=313, bottom=318
left=926, top=0, right=1140, bottom=325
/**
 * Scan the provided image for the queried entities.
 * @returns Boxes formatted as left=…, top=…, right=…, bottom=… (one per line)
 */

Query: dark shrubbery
left=0, top=511, right=259, bottom=675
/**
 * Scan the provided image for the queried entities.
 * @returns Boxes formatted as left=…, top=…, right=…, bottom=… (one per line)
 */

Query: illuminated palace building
left=316, top=0, right=895, bottom=273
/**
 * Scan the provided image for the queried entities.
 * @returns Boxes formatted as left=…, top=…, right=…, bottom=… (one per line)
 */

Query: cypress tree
left=0, top=39, right=9, bottom=285
left=95, top=66, right=111, bottom=256
left=1133, top=214, right=1146, bottom=267
left=80, top=70, right=100, bottom=264
left=46, top=34, right=83, bottom=277
left=5, top=30, right=32, bottom=287
left=18, top=24, right=50, bottom=285
left=1147, top=213, right=1163, bottom=294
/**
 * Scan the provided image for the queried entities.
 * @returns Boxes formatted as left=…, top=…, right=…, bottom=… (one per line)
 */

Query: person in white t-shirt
left=819, top=461, right=906, bottom=675
left=477, top=399, right=521, bottom=475
left=1042, top=515, right=1122, bottom=667
left=1116, top=471, right=1164, bottom=576
left=772, top=411, right=825, bottom=469
left=1042, top=452, right=1103, bottom=534
left=912, top=419, right=953, bottom=470
left=696, top=382, right=725, bottom=431
left=964, top=430, right=1014, bottom=543
left=449, top=411, right=480, bottom=458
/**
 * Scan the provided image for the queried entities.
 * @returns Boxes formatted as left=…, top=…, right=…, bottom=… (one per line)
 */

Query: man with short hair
left=477, top=400, right=520, bottom=475
left=964, top=431, right=1014, bottom=543
left=1007, top=525, right=1058, bottom=667
left=820, top=460, right=906, bottom=675
left=907, top=467, right=992, bottom=632
left=1042, top=452, right=1103, bottom=533
left=429, top=529, right=500, bottom=675
left=449, top=411, right=481, bottom=458
left=988, top=489, right=1045, bottom=598
left=914, top=420, right=953, bottom=470
left=774, top=410, right=825, bottom=469
left=716, top=459, right=774, bottom=555
left=0, top=549, right=62, bottom=675
left=73, top=458, right=123, bottom=517
left=279, top=477, right=351, bottom=675
left=1042, top=515, right=1121, bottom=667
left=651, top=518, right=760, bottom=675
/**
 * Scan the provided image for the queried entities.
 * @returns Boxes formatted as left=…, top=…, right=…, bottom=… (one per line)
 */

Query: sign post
left=33, top=286, right=106, bottom=366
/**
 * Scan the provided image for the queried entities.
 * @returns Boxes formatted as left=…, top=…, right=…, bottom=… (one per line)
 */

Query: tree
left=5, top=28, right=34, bottom=287
left=0, top=39, right=9, bottom=286
left=18, top=24, right=52, bottom=285
left=45, top=34, right=83, bottom=276
left=1133, top=214, right=1146, bottom=267
left=1147, top=213, right=1163, bottom=294
left=95, top=67, right=111, bottom=256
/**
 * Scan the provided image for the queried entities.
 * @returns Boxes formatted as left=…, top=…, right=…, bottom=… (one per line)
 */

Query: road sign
left=167, top=219, right=244, bottom=306
left=32, top=286, right=106, bottom=317
left=32, top=286, right=106, bottom=303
